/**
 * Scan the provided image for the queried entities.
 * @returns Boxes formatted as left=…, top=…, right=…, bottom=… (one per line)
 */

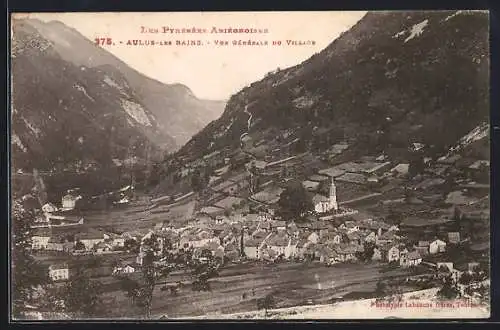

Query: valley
left=11, top=10, right=490, bottom=320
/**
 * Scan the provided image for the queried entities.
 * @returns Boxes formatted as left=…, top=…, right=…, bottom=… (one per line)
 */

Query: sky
left=22, top=12, right=366, bottom=100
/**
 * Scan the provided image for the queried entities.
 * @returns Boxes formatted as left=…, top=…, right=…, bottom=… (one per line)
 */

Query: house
left=32, top=234, right=51, bottom=250
left=48, top=263, right=70, bottom=281
left=383, top=245, right=400, bottom=263
left=113, top=263, right=138, bottom=275
left=76, top=231, right=105, bottom=250
left=410, top=142, right=425, bottom=152
left=447, top=232, right=461, bottom=244
left=400, top=251, right=422, bottom=267
left=302, top=243, right=321, bottom=260
left=468, top=262, right=480, bottom=272
left=429, top=239, right=447, bottom=254
left=364, top=231, right=377, bottom=243
left=257, top=221, right=272, bottom=232
left=334, top=244, right=358, bottom=262
left=61, top=192, right=82, bottom=211
left=94, top=241, right=113, bottom=253
left=105, top=233, right=125, bottom=248
left=328, top=233, right=342, bottom=245
left=294, top=239, right=308, bottom=259
left=399, top=247, right=409, bottom=259
left=340, top=221, right=360, bottom=233
left=203, top=241, right=225, bottom=259
left=261, top=247, right=279, bottom=262
left=346, top=231, right=363, bottom=245
left=417, top=240, right=430, bottom=248
left=41, top=202, right=58, bottom=213
left=319, top=247, right=339, bottom=265
left=267, top=235, right=291, bottom=258
left=307, top=232, right=320, bottom=244
left=46, top=237, right=65, bottom=251
left=376, top=230, right=397, bottom=246
left=468, top=160, right=489, bottom=170
left=243, top=237, right=267, bottom=259
left=224, top=243, right=240, bottom=261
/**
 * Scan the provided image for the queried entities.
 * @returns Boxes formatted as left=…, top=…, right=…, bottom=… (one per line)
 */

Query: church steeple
left=329, top=177, right=338, bottom=211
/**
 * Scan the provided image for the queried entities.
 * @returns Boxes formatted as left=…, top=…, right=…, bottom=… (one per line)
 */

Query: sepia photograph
left=10, top=10, right=490, bottom=320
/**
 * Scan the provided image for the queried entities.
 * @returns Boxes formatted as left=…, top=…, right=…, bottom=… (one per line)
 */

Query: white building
left=314, top=178, right=338, bottom=213
left=49, top=263, right=70, bottom=281
left=32, top=235, right=51, bottom=250
left=113, top=264, right=137, bottom=275
left=41, top=203, right=58, bottom=213
left=400, top=251, right=422, bottom=268
left=429, top=239, right=447, bottom=254
left=61, top=193, right=82, bottom=211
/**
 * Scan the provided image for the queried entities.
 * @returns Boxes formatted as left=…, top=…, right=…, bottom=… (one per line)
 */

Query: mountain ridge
left=176, top=10, right=488, bottom=164
left=15, top=17, right=226, bottom=147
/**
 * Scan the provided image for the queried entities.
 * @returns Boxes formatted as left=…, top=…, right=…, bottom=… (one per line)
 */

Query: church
left=313, top=177, right=338, bottom=214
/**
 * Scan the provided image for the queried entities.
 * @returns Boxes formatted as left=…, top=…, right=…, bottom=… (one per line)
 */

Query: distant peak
left=171, top=83, right=194, bottom=95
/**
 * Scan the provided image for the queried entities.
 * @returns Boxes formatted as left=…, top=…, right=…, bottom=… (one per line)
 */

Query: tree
left=119, top=238, right=173, bottom=319
left=74, top=240, right=85, bottom=251
left=277, top=181, right=313, bottom=222
left=120, top=251, right=160, bottom=319
left=11, top=200, right=48, bottom=319
left=124, top=238, right=139, bottom=253
left=191, top=256, right=219, bottom=292
left=437, top=275, right=460, bottom=300
left=257, top=293, right=276, bottom=317
left=58, top=263, right=106, bottom=318
left=356, top=242, right=376, bottom=263
left=459, top=272, right=473, bottom=285
left=190, top=168, right=208, bottom=192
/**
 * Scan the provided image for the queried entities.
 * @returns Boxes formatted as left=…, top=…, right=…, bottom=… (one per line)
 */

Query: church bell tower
left=329, top=177, right=338, bottom=211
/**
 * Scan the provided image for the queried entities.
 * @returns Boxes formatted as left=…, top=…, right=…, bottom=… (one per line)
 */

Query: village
left=24, top=122, right=489, bottom=317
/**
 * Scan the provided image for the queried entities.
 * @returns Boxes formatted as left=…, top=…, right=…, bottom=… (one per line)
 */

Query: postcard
left=10, top=11, right=490, bottom=320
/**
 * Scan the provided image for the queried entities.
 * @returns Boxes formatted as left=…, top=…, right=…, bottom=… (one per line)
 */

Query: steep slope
left=22, top=18, right=226, bottom=146
left=179, top=10, right=488, bottom=161
left=11, top=19, right=170, bottom=172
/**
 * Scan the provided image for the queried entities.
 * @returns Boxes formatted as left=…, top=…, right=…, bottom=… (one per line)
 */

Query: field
left=180, top=287, right=490, bottom=319
left=98, top=261, right=413, bottom=318
left=59, top=198, right=197, bottom=233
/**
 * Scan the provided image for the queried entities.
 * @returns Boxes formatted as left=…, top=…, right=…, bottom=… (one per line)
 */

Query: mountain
left=20, top=18, right=226, bottom=147
left=11, top=19, right=174, bottom=173
left=177, top=11, right=488, bottom=163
